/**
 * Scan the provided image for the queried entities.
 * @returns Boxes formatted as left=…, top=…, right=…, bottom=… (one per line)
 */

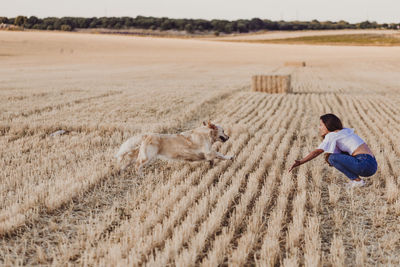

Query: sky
left=2, top=0, right=399, bottom=23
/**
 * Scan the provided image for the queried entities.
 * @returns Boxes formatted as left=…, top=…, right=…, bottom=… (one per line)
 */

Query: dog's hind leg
left=135, top=144, right=158, bottom=176
left=120, top=149, right=139, bottom=171
left=120, top=152, right=136, bottom=171
left=116, top=135, right=143, bottom=171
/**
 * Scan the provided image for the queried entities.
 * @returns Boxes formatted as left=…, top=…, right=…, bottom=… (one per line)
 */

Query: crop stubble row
left=1, top=68, right=400, bottom=265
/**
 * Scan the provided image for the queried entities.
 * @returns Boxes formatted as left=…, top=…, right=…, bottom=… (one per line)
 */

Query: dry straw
left=2, top=51, right=400, bottom=266
left=284, top=61, right=306, bottom=67
left=251, top=75, right=292, bottom=93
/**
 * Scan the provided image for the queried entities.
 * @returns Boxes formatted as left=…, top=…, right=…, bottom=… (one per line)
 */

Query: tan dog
left=115, top=121, right=233, bottom=174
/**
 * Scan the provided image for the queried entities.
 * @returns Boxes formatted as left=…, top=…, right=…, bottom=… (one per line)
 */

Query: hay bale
left=251, top=76, right=258, bottom=92
left=284, top=61, right=306, bottom=67
left=266, top=76, right=272, bottom=92
left=272, top=75, right=279, bottom=93
left=278, top=75, right=291, bottom=93
left=251, top=75, right=291, bottom=93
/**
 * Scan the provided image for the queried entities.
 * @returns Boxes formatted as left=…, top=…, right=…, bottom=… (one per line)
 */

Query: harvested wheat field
left=1, top=30, right=400, bottom=266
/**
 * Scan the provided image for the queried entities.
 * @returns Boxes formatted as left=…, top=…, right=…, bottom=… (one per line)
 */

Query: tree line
left=0, top=16, right=399, bottom=34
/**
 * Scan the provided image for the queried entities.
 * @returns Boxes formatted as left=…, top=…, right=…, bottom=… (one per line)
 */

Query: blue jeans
left=328, top=153, right=378, bottom=180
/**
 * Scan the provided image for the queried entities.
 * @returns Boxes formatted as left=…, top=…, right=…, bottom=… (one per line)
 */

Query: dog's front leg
left=135, top=162, right=145, bottom=177
left=205, top=151, right=234, bottom=161
left=215, top=151, right=234, bottom=160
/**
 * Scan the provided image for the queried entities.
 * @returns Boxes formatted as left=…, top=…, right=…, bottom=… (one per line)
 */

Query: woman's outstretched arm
left=289, top=149, right=324, bottom=172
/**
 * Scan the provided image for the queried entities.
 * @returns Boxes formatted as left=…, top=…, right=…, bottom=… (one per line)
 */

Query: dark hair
left=320, top=113, right=343, bottom=132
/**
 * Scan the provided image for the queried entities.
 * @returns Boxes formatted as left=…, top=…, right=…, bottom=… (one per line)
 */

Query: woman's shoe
left=346, top=179, right=365, bottom=188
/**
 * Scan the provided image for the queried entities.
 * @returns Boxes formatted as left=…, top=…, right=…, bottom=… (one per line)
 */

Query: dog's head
left=203, top=121, right=230, bottom=143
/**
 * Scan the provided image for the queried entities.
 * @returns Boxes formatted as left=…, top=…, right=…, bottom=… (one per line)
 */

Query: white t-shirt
left=318, top=128, right=365, bottom=154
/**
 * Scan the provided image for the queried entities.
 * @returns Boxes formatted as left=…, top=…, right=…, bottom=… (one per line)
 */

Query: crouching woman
left=289, top=114, right=377, bottom=187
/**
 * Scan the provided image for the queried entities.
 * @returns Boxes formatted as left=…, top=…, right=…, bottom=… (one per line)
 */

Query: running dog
left=115, top=121, right=233, bottom=174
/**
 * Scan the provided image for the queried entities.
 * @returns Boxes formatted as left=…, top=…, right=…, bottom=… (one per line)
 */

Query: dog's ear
left=207, top=121, right=217, bottom=130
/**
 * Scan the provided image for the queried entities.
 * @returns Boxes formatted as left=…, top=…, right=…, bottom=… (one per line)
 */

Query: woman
left=289, top=114, right=377, bottom=187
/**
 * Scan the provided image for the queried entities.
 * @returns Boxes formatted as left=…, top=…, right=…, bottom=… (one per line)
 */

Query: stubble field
left=1, top=30, right=400, bottom=266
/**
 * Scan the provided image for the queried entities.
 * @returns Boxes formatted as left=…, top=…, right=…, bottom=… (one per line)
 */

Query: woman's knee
left=328, top=154, right=339, bottom=165
left=361, top=159, right=378, bottom=177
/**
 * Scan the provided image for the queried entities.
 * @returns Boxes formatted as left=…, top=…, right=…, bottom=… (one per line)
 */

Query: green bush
left=0, top=17, right=9, bottom=24
left=14, top=16, right=27, bottom=26
left=61, top=24, right=72, bottom=31
left=1, top=15, right=396, bottom=33
left=184, top=24, right=194, bottom=33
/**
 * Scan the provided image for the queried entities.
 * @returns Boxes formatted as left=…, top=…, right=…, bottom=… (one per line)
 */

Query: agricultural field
left=1, top=30, right=400, bottom=266
left=226, top=34, right=400, bottom=47
left=216, top=29, right=399, bottom=41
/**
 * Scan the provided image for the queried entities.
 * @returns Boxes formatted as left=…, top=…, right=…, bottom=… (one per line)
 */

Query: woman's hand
left=289, top=160, right=302, bottom=172
left=324, top=153, right=332, bottom=166
left=288, top=149, right=323, bottom=173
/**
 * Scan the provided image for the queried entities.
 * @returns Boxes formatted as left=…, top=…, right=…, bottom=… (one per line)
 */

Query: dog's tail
left=115, top=135, right=143, bottom=162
